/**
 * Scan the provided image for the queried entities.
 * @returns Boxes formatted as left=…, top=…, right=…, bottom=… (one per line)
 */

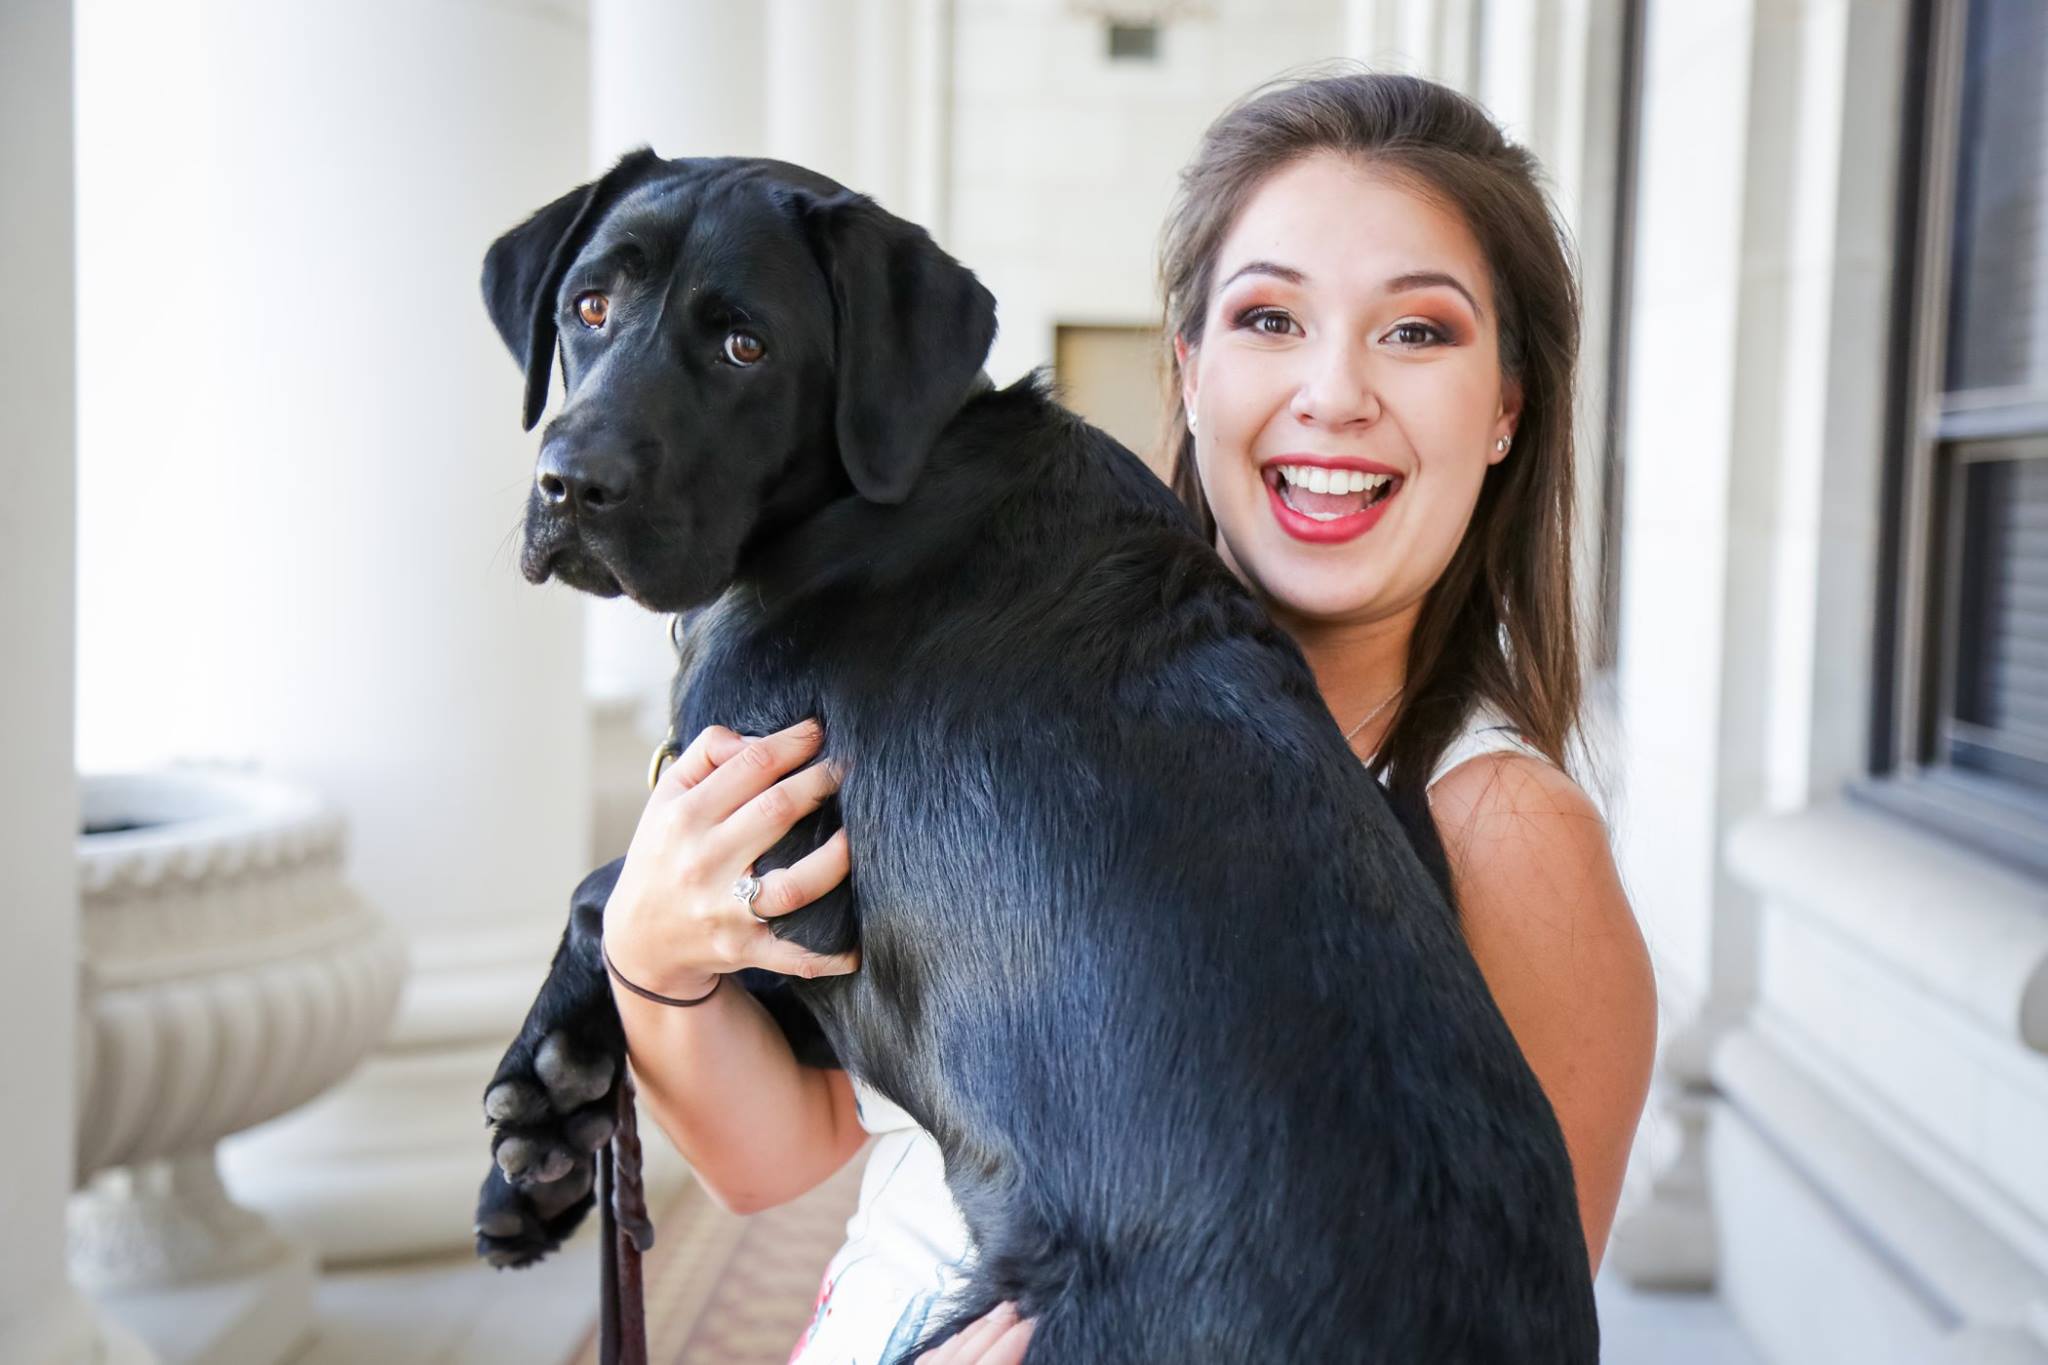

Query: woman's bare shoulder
left=1425, top=751, right=1656, bottom=1268
left=1424, top=751, right=1639, bottom=971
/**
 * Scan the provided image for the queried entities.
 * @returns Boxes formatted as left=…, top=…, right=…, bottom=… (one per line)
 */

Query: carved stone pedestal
left=1607, top=1008, right=1728, bottom=1291
left=72, top=769, right=407, bottom=1364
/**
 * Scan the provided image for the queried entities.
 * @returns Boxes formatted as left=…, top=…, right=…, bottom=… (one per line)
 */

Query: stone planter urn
left=70, top=768, right=407, bottom=1364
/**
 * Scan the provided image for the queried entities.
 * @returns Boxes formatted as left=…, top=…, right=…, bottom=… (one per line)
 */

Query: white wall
left=945, top=0, right=1347, bottom=397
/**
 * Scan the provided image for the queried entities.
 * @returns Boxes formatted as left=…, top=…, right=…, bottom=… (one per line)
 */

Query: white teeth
left=1274, top=464, right=1389, bottom=494
left=1273, top=464, right=1398, bottom=521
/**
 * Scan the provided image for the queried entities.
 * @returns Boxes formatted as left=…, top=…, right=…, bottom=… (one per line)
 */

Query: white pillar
left=591, top=0, right=768, bottom=164
left=854, top=0, right=915, bottom=211
left=1344, top=0, right=1373, bottom=62
left=1348, top=0, right=1439, bottom=74
left=1432, top=0, right=1480, bottom=96
left=76, top=0, right=594, bottom=1262
left=904, top=0, right=956, bottom=238
left=1605, top=0, right=1765, bottom=1291
left=0, top=3, right=150, bottom=1361
left=1476, top=0, right=1541, bottom=145
left=766, top=0, right=863, bottom=184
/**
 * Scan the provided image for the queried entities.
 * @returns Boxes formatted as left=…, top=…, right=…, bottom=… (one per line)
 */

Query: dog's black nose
left=536, top=443, right=633, bottom=514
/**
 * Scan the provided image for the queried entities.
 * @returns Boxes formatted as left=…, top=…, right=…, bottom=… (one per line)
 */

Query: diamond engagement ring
left=731, top=872, right=770, bottom=924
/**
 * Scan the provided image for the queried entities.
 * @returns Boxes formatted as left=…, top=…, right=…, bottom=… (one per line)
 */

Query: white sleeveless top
left=784, top=702, right=1552, bottom=1364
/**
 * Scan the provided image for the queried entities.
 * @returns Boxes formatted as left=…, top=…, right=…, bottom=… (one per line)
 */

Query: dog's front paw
left=474, top=1146, right=599, bottom=1268
left=475, top=1028, right=620, bottom=1267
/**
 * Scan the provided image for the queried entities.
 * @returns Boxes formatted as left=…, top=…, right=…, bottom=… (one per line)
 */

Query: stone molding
left=73, top=769, right=406, bottom=1294
left=1726, top=800, right=2048, bottom=1054
left=1714, top=1023, right=2048, bottom=1359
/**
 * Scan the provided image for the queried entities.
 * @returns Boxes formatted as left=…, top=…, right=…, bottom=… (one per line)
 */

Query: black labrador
left=471, top=149, right=1597, bottom=1363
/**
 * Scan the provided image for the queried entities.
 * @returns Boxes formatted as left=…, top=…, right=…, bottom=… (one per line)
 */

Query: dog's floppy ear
left=802, top=193, right=998, bottom=504
left=482, top=148, right=665, bottom=431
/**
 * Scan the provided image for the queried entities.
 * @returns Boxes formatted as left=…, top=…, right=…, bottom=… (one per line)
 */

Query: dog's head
left=482, top=152, right=998, bottom=612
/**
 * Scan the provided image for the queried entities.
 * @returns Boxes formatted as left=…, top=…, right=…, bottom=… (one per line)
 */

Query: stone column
left=766, top=0, right=863, bottom=184
left=1604, top=0, right=1768, bottom=1292
left=903, top=0, right=956, bottom=237
left=1476, top=0, right=1541, bottom=143
left=591, top=0, right=768, bottom=165
left=0, top=2, right=150, bottom=1360
left=1344, top=0, right=1440, bottom=75
left=75, top=0, right=594, bottom=1262
left=854, top=0, right=915, bottom=212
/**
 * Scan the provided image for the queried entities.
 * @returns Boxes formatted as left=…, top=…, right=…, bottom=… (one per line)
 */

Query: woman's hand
left=917, top=1303, right=1034, bottom=1364
left=602, top=718, right=857, bottom=997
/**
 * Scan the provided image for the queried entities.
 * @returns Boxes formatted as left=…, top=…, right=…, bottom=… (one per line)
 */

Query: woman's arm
left=619, top=984, right=868, bottom=1214
left=604, top=721, right=868, bottom=1214
left=1428, top=753, right=1659, bottom=1275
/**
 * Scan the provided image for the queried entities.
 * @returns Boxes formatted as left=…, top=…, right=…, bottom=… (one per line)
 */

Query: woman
left=599, top=71, right=1657, bottom=1365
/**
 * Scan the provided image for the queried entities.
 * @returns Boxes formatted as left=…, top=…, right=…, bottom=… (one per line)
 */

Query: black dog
left=471, top=149, right=1598, bottom=1363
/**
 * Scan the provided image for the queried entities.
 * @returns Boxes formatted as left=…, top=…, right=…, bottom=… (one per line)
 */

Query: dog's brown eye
left=723, top=331, right=765, bottom=366
left=576, top=292, right=609, bottom=328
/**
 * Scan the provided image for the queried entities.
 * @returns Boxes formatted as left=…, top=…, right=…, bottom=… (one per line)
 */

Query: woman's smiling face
left=1178, top=152, right=1518, bottom=628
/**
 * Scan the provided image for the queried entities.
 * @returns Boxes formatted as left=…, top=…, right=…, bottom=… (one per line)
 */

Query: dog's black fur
left=471, top=150, right=1598, bottom=1363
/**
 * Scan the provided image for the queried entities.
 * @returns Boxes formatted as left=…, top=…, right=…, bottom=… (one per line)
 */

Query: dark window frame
left=1853, top=0, right=2048, bottom=881
left=1593, top=0, right=1646, bottom=674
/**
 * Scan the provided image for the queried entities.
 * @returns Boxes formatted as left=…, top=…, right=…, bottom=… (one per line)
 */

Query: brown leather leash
left=605, top=702, right=684, bottom=1365
left=598, top=1068, right=654, bottom=1365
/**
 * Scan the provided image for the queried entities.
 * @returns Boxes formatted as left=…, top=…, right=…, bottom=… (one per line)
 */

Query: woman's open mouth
left=1262, top=461, right=1402, bottom=544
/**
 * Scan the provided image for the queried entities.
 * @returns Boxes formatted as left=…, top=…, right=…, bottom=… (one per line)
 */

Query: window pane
left=1945, top=0, right=2048, bottom=397
left=1948, top=451, right=2048, bottom=792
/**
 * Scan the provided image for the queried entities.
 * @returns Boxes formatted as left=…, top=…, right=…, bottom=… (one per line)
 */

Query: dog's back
left=676, top=378, right=1598, bottom=1362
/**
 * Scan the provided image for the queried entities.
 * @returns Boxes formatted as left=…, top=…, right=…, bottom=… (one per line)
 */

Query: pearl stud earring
left=1495, top=435, right=1510, bottom=453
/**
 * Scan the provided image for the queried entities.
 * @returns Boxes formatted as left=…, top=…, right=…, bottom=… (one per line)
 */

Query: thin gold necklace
left=1343, top=685, right=1404, bottom=752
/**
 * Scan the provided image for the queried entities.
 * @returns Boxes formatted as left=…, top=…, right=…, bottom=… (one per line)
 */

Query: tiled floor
left=1595, top=1270, right=1769, bottom=1365
left=562, top=1142, right=869, bottom=1365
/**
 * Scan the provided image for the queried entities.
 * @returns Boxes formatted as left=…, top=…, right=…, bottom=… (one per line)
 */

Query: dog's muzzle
left=520, top=437, right=640, bottom=594
left=519, top=511, right=624, bottom=596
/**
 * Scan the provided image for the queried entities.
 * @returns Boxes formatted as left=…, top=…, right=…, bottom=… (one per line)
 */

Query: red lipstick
left=1260, top=457, right=1403, bottom=545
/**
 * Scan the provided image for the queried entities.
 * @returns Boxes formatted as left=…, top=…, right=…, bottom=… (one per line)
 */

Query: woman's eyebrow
left=1217, top=259, right=1305, bottom=291
left=1386, top=271, right=1483, bottom=320
left=1218, top=261, right=1484, bottom=322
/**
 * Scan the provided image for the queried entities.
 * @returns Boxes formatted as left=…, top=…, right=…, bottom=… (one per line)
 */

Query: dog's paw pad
left=527, top=1161, right=595, bottom=1221
left=473, top=1161, right=594, bottom=1270
left=476, top=1015, right=623, bottom=1261
left=475, top=1206, right=527, bottom=1241
left=494, top=1135, right=576, bottom=1185
left=534, top=1032, right=616, bottom=1110
left=564, top=1107, right=617, bottom=1153
left=484, top=1078, right=549, bottom=1125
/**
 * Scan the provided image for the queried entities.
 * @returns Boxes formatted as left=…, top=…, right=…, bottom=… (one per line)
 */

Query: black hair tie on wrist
left=603, top=940, right=723, bottom=1007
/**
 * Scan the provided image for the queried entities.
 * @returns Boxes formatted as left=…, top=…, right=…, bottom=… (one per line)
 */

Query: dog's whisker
left=488, top=513, right=525, bottom=573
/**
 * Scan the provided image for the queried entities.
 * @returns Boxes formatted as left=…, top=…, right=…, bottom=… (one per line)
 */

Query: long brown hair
left=1159, top=70, right=1584, bottom=806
